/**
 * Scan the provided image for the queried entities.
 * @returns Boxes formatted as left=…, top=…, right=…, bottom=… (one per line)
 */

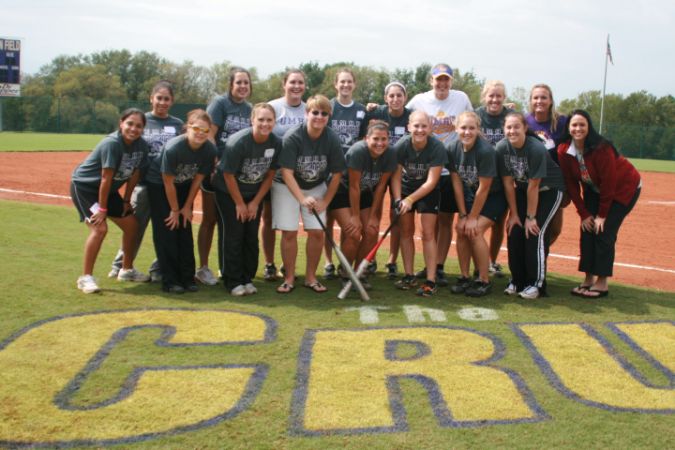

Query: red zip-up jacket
left=557, top=140, right=640, bottom=219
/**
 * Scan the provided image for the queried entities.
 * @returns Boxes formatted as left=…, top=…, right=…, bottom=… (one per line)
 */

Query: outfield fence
left=1, top=96, right=673, bottom=160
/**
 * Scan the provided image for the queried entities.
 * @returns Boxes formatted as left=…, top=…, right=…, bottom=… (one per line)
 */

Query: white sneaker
left=244, top=283, right=257, bottom=295
left=195, top=266, right=218, bottom=285
left=519, top=286, right=540, bottom=299
left=77, top=275, right=100, bottom=294
left=117, top=268, right=151, bottom=282
left=108, top=267, right=120, bottom=278
left=231, top=284, right=247, bottom=296
left=503, top=283, right=518, bottom=296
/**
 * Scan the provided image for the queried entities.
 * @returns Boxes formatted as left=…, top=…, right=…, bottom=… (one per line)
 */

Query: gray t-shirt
left=206, top=94, right=252, bottom=154
left=364, top=105, right=411, bottom=146
left=496, top=135, right=564, bottom=191
left=338, top=140, right=398, bottom=193
left=277, top=123, right=347, bottom=190
left=269, top=97, right=305, bottom=139
left=394, top=134, right=447, bottom=190
left=146, top=135, right=216, bottom=186
left=447, top=136, right=501, bottom=196
left=214, top=127, right=281, bottom=197
left=142, top=112, right=184, bottom=183
left=475, top=106, right=513, bottom=146
left=329, top=98, right=367, bottom=152
left=71, top=131, right=148, bottom=191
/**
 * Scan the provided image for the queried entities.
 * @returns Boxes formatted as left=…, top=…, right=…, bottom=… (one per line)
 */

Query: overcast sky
left=4, top=0, right=674, bottom=101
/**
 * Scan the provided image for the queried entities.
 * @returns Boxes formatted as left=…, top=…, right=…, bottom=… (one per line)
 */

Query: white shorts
left=271, top=181, right=328, bottom=231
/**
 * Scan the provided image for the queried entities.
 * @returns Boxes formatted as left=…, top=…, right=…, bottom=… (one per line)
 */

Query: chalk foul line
left=2, top=187, right=674, bottom=275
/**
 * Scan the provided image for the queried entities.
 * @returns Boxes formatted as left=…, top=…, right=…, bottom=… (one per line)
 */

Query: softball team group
left=70, top=63, right=641, bottom=299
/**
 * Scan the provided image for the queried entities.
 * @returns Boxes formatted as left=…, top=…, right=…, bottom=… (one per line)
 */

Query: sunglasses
left=188, top=125, right=210, bottom=133
left=310, top=110, right=329, bottom=117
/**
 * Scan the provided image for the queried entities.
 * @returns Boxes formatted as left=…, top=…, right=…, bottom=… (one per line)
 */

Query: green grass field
left=0, top=199, right=673, bottom=449
left=2, top=131, right=674, bottom=174
left=0, top=131, right=105, bottom=151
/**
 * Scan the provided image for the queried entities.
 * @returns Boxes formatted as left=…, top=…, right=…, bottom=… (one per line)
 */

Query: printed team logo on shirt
left=360, top=171, right=382, bottom=191
left=222, top=115, right=251, bottom=141
left=296, top=155, right=327, bottom=183
left=403, top=162, right=429, bottom=181
left=144, top=129, right=176, bottom=159
left=238, top=157, right=273, bottom=185
left=174, top=163, right=200, bottom=184
left=277, top=116, right=304, bottom=126
left=506, top=155, right=529, bottom=183
left=534, top=131, right=556, bottom=150
left=482, top=127, right=505, bottom=145
left=390, top=127, right=407, bottom=145
left=457, top=165, right=479, bottom=189
left=331, top=119, right=362, bottom=148
left=431, top=112, right=456, bottom=139
left=114, top=151, right=145, bottom=181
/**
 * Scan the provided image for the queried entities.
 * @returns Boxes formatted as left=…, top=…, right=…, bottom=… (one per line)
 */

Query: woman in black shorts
left=70, top=108, right=149, bottom=293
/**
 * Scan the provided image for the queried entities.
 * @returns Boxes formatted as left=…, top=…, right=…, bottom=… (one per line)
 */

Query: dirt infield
left=1, top=151, right=674, bottom=292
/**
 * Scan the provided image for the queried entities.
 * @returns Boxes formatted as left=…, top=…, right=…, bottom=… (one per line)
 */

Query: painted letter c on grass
left=0, top=309, right=275, bottom=446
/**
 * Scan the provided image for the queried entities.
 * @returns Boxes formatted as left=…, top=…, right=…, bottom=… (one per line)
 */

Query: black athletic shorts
left=466, top=191, right=508, bottom=222
left=401, top=184, right=439, bottom=215
left=329, top=189, right=374, bottom=211
left=438, top=175, right=458, bottom=214
left=70, top=181, right=126, bottom=222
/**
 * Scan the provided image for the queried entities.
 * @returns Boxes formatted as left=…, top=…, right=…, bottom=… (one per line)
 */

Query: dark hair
left=562, top=109, right=618, bottom=155
left=504, top=111, right=543, bottom=143
left=228, top=66, right=252, bottom=98
left=151, top=80, right=174, bottom=99
left=366, top=120, right=389, bottom=135
left=119, top=108, right=146, bottom=126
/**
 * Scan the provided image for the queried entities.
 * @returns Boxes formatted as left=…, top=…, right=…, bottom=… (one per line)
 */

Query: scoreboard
left=0, top=38, right=21, bottom=97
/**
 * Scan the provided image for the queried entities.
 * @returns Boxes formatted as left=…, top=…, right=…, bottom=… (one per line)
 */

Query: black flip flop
left=570, top=285, right=592, bottom=297
left=581, top=288, right=609, bottom=298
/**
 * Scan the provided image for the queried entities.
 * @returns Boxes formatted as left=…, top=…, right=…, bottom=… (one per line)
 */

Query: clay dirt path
left=1, top=151, right=674, bottom=292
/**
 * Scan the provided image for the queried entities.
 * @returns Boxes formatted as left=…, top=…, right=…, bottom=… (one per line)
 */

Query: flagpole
left=599, top=34, right=610, bottom=134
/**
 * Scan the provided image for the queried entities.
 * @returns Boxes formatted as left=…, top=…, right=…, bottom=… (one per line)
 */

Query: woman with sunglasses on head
left=197, top=67, right=253, bottom=286
left=391, top=110, right=447, bottom=297
left=497, top=112, right=565, bottom=299
left=108, top=80, right=183, bottom=283
left=557, top=110, right=640, bottom=298
left=526, top=84, right=569, bottom=247
left=328, top=120, right=397, bottom=288
left=475, top=80, right=514, bottom=279
left=323, top=67, right=368, bottom=279
left=272, top=95, right=346, bottom=294
left=448, top=112, right=507, bottom=297
left=365, top=81, right=412, bottom=280
left=146, top=110, right=217, bottom=294
left=262, top=68, right=308, bottom=282
left=70, top=108, right=149, bottom=293
left=213, top=103, right=282, bottom=297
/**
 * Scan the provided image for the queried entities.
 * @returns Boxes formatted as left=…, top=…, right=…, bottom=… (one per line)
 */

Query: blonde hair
left=305, top=95, right=332, bottom=114
left=529, top=83, right=561, bottom=133
left=480, top=80, right=507, bottom=105
left=456, top=111, right=482, bottom=129
left=251, top=102, right=276, bottom=121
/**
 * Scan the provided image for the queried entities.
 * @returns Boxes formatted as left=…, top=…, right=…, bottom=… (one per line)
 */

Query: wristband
left=459, top=213, right=468, bottom=219
left=98, top=207, right=108, bottom=213
left=526, top=214, right=536, bottom=220
left=403, top=197, right=413, bottom=207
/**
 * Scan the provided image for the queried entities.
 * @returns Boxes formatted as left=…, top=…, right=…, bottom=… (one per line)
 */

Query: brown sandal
left=303, top=281, right=327, bottom=293
left=276, top=282, right=295, bottom=294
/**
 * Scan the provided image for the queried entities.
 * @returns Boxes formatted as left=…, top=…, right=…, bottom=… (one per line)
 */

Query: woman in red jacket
left=557, top=109, right=641, bottom=298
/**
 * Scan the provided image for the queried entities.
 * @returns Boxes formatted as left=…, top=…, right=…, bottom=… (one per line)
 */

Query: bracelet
left=526, top=214, right=536, bottom=220
left=403, top=197, right=413, bottom=206
left=459, top=213, right=468, bottom=219
left=98, top=207, right=108, bottom=213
